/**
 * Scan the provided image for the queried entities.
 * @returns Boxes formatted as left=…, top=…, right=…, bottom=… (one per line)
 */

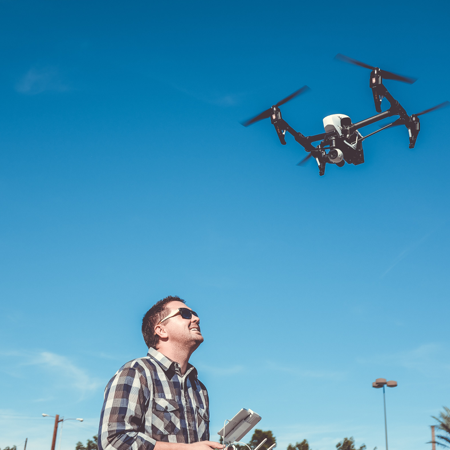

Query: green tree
left=248, top=429, right=276, bottom=450
left=431, top=406, right=450, bottom=448
left=1, top=446, right=17, bottom=450
left=75, top=436, right=98, bottom=450
left=287, top=440, right=311, bottom=450
left=336, top=437, right=366, bottom=450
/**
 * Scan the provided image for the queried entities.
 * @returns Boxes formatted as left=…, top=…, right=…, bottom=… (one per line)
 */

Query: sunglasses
left=157, top=307, right=199, bottom=325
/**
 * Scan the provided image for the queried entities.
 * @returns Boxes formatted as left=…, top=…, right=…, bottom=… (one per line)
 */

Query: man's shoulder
left=117, top=355, right=157, bottom=371
left=197, top=378, right=208, bottom=392
left=104, top=356, right=161, bottom=391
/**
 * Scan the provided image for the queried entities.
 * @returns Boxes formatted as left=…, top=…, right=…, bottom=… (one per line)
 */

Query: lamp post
left=372, top=378, right=397, bottom=450
left=42, top=414, right=83, bottom=450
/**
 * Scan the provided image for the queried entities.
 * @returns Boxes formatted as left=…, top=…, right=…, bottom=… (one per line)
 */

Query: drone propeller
left=414, top=100, right=450, bottom=116
left=334, top=54, right=417, bottom=84
left=297, top=153, right=313, bottom=166
left=241, top=86, right=310, bottom=127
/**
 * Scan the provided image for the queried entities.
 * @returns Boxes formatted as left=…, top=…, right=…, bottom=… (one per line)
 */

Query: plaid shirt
left=98, top=348, right=210, bottom=450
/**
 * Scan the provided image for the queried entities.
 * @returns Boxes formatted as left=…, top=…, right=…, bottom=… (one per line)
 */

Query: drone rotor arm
left=306, top=132, right=328, bottom=142
left=281, top=121, right=316, bottom=151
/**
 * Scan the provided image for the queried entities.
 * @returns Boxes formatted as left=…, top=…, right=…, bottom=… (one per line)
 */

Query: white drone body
left=323, top=114, right=352, bottom=135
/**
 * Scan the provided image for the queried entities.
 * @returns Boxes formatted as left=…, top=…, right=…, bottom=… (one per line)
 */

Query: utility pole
left=51, top=414, right=61, bottom=450
left=24, top=438, right=28, bottom=450
left=431, top=425, right=436, bottom=450
left=42, top=413, right=83, bottom=449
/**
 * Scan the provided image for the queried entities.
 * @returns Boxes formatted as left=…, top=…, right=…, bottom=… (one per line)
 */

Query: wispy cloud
left=0, top=349, right=102, bottom=400
left=381, top=224, right=443, bottom=277
left=393, top=343, right=450, bottom=374
left=264, top=360, right=347, bottom=380
left=16, top=67, right=69, bottom=95
left=195, top=363, right=244, bottom=376
left=147, top=72, right=243, bottom=107
left=0, top=410, right=97, bottom=450
left=81, top=350, right=125, bottom=361
left=358, top=343, right=450, bottom=376
left=31, top=396, right=55, bottom=403
left=171, top=83, right=243, bottom=107
left=26, top=351, right=101, bottom=397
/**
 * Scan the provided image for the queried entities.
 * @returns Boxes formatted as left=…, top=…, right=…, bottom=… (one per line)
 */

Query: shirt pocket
left=152, top=397, right=182, bottom=436
left=196, top=406, right=210, bottom=440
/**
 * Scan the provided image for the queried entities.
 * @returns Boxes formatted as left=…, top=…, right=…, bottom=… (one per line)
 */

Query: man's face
left=160, top=301, right=204, bottom=348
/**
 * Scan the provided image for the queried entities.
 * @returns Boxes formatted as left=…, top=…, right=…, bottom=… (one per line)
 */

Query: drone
left=241, top=54, right=449, bottom=176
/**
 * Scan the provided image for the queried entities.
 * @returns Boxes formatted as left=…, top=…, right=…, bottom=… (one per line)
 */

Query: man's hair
left=142, top=295, right=186, bottom=348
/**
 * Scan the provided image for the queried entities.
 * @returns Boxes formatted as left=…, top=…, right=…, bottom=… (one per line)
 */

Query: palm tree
left=335, top=437, right=366, bottom=450
left=431, top=407, right=450, bottom=448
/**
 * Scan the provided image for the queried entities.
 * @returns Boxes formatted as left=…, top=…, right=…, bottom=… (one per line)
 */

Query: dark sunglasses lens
left=179, top=308, right=198, bottom=319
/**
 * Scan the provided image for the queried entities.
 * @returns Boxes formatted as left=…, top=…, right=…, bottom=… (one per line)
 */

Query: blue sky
left=1, top=1, right=449, bottom=450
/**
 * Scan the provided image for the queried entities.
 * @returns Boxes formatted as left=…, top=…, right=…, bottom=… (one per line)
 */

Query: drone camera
left=328, top=148, right=344, bottom=164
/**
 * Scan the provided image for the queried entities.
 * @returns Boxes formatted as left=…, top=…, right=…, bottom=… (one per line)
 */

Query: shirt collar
left=147, top=347, right=198, bottom=378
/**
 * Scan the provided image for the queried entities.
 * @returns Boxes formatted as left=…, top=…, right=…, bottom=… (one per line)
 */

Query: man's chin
left=192, top=335, right=204, bottom=347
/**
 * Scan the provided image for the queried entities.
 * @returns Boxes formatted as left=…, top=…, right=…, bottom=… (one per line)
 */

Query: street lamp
left=372, top=378, right=397, bottom=450
left=42, top=414, right=83, bottom=450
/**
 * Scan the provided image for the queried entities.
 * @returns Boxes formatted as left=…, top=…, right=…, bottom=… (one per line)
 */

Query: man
left=99, top=296, right=223, bottom=450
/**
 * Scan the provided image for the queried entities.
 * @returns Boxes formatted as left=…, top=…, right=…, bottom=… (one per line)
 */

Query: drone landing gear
left=407, top=116, right=420, bottom=148
left=317, top=158, right=326, bottom=176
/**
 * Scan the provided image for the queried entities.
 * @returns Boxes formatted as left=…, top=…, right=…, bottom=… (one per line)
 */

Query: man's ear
left=154, top=324, right=168, bottom=340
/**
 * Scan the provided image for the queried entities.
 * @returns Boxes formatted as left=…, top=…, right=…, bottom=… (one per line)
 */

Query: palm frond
left=432, top=407, right=450, bottom=434
left=429, top=441, right=449, bottom=449
left=431, top=408, right=450, bottom=449
left=436, top=435, right=450, bottom=445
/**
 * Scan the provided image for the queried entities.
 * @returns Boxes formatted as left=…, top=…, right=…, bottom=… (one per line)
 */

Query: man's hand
left=188, top=442, right=225, bottom=450
left=155, top=441, right=225, bottom=450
